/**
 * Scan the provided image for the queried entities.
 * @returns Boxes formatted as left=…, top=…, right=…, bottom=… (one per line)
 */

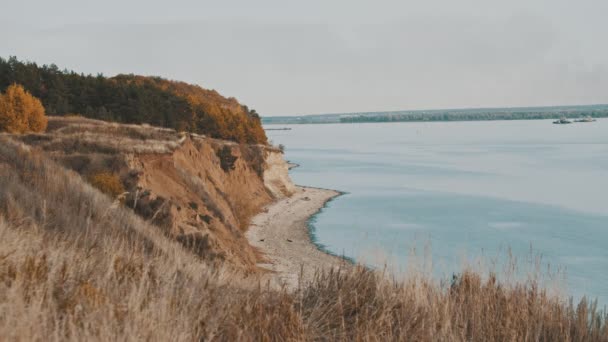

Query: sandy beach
left=246, top=186, right=348, bottom=288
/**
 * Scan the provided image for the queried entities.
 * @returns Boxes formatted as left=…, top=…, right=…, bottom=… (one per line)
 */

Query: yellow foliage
left=89, top=172, right=125, bottom=198
left=0, top=84, right=48, bottom=133
left=115, top=76, right=268, bottom=144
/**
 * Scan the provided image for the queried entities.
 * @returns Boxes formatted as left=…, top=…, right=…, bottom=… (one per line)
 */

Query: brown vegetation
left=115, top=75, right=268, bottom=144
left=0, top=84, right=47, bottom=133
left=89, top=172, right=125, bottom=198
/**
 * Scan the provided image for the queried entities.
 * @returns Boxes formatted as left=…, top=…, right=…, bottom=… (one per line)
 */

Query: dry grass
left=18, top=116, right=184, bottom=155
left=0, top=136, right=607, bottom=341
left=298, top=267, right=608, bottom=341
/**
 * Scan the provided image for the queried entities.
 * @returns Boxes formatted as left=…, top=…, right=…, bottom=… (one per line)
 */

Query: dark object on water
left=265, top=127, right=292, bottom=131
left=259, top=239, right=265, bottom=242
left=553, top=118, right=572, bottom=124
left=286, top=239, right=293, bottom=242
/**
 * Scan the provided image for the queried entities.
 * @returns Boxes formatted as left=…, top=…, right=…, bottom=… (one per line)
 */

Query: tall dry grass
left=19, top=116, right=184, bottom=155
left=0, top=136, right=607, bottom=341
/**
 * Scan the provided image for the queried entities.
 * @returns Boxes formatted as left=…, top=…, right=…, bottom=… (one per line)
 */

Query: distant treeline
left=263, top=105, right=608, bottom=125
left=339, top=110, right=608, bottom=124
left=0, top=57, right=267, bottom=144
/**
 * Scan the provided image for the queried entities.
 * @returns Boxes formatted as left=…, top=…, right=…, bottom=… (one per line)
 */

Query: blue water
left=266, top=119, right=608, bottom=305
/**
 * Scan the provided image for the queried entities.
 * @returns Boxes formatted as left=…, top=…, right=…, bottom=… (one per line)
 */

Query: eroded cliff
left=14, top=116, right=294, bottom=271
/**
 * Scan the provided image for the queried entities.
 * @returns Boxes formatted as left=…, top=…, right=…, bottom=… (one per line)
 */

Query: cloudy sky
left=1, top=0, right=607, bottom=116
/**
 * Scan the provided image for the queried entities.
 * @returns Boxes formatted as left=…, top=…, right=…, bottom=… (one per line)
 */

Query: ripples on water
left=266, top=119, right=608, bottom=305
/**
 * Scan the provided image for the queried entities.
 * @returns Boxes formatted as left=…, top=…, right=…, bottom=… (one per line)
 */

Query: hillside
left=0, top=133, right=279, bottom=340
left=10, top=116, right=293, bottom=271
left=0, top=57, right=267, bottom=144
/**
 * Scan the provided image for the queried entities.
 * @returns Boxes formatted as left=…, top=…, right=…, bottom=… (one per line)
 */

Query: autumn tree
left=0, top=84, right=48, bottom=133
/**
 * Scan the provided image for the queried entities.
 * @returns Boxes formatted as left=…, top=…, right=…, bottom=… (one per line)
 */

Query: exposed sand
left=246, top=186, right=348, bottom=288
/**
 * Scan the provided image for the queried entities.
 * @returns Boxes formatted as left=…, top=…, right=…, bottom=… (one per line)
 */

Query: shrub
left=89, top=172, right=125, bottom=198
left=0, top=84, right=48, bottom=133
left=216, top=145, right=237, bottom=172
left=241, top=144, right=266, bottom=177
left=175, top=233, right=222, bottom=260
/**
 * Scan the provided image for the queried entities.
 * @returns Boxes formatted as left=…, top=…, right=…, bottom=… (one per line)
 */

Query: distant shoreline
left=263, top=104, right=608, bottom=125
left=264, top=116, right=607, bottom=125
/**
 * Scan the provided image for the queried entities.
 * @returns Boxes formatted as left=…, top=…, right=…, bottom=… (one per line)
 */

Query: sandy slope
left=246, top=186, right=348, bottom=288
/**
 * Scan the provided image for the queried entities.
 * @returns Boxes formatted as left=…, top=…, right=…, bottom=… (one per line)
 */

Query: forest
left=0, top=57, right=267, bottom=144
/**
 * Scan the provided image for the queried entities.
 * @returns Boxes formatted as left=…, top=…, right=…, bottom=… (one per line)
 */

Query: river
left=266, top=119, right=608, bottom=304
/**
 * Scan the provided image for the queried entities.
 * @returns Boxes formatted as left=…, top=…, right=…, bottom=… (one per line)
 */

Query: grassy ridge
left=0, top=136, right=606, bottom=340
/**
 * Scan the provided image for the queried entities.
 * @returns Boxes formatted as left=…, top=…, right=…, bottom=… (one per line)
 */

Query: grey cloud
left=0, top=0, right=606, bottom=115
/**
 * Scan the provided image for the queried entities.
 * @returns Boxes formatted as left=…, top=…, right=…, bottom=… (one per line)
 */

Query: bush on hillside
left=0, top=84, right=47, bottom=133
left=217, top=146, right=238, bottom=172
left=89, top=172, right=125, bottom=198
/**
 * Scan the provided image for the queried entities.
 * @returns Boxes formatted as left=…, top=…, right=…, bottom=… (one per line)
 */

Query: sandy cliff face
left=126, top=138, right=295, bottom=270
left=264, top=151, right=297, bottom=198
left=15, top=117, right=295, bottom=271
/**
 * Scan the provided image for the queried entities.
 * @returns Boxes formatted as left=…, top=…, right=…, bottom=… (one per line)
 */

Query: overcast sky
left=1, top=0, right=607, bottom=116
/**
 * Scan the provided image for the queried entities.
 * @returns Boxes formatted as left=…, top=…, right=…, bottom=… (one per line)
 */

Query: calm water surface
left=266, top=120, right=608, bottom=304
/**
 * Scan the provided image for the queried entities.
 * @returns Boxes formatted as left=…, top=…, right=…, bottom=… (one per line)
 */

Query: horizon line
left=263, top=103, right=608, bottom=118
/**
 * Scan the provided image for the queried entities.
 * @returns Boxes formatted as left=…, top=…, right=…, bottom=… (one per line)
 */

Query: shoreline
left=246, top=185, right=349, bottom=288
left=304, top=189, right=356, bottom=264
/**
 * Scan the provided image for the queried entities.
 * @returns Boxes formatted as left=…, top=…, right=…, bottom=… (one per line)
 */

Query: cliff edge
left=13, top=116, right=295, bottom=271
